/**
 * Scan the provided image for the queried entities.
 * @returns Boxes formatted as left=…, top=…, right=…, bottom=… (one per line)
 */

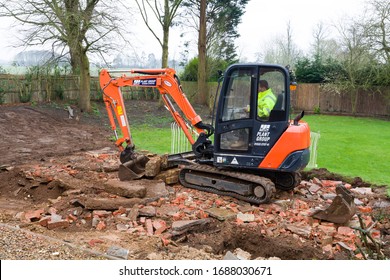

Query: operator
left=257, top=80, right=276, bottom=118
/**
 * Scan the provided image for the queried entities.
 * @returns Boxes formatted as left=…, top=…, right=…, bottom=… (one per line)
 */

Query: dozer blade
left=312, top=184, right=356, bottom=224
left=118, top=155, right=149, bottom=181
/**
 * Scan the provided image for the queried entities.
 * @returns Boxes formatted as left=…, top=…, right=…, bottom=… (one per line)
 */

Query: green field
left=131, top=114, right=390, bottom=187
left=304, top=115, right=390, bottom=187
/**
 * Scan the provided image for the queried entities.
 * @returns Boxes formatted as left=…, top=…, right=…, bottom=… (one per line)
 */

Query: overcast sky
left=236, top=0, right=368, bottom=61
left=0, top=0, right=368, bottom=64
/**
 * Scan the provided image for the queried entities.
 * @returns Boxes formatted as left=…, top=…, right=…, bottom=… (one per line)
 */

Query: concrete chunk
left=237, top=213, right=255, bottom=222
left=205, top=207, right=237, bottom=221
left=104, top=180, right=146, bottom=198
left=285, top=224, right=312, bottom=238
left=139, top=206, right=156, bottom=217
left=84, top=197, right=142, bottom=210
left=171, top=219, right=211, bottom=235
left=106, top=246, right=129, bottom=260
left=145, top=156, right=162, bottom=177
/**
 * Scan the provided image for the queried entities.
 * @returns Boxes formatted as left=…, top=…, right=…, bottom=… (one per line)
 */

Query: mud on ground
left=0, top=100, right=389, bottom=260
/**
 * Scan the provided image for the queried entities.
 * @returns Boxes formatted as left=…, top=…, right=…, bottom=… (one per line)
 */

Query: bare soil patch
left=0, top=101, right=389, bottom=260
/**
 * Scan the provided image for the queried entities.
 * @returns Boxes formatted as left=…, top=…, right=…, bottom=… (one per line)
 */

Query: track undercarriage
left=179, top=164, right=280, bottom=204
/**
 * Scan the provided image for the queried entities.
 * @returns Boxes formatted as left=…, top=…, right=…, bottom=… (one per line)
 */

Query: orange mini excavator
left=100, top=64, right=311, bottom=205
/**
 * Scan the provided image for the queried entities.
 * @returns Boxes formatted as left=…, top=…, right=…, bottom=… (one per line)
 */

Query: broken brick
left=153, top=220, right=167, bottom=235
left=317, top=224, right=337, bottom=237
left=161, top=237, right=171, bottom=246
left=92, top=210, right=112, bottom=218
left=39, top=216, right=51, bottom=227
left=337, top=226, right=355, bottom=236
left=145, top=219, right=154, bottom=236
left=67, top=214, right=78, bottom=222
left=47, top=219, right=69, bottom=230
left=357, top=206, right=372, bottom=213
left=321, top=180, right=343, bottom=188
left=285, top=224, right=312, bottom=238
left=88, top=239, right=104, bottom=247
left=96, top=221, right=106, bottom=231
left=113, top=207, right=127, bottom=216
left=25, top=209, right=44, bottom=222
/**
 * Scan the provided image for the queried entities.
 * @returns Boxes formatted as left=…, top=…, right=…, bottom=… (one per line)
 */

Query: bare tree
left=0, top=0, right=129, bottom=112
left=197, top=0, right=207, bottom=104
left=257, top=21, right=301, bottom=66
left=135, top=0, right=183, bottom=68
left=311, top=22, right=344, bottom=61
left=335, top=17, right=374, bottom=113
left=363, top=0, right=390, bottom=63
left=311, top=22, right=329, bottom=58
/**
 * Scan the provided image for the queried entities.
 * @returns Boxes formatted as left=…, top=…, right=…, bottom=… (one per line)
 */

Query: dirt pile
left=0, top=102, right=389, bottom=260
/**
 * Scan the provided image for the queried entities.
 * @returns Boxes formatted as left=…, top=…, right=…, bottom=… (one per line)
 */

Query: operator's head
left=259, top=80, right=269, bottom=91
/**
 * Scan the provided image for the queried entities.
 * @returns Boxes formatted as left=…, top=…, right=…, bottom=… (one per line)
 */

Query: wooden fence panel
left=293, top=84, right=390, bottom=117
left=1, top=74, right=389, bottom=118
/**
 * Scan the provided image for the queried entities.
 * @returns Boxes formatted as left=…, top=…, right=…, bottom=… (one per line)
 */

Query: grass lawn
left=304, top=114, right=390, bottom=187
left=131, top=125, right=172, bottom=154
left=131, top=114, right=390, bottom=187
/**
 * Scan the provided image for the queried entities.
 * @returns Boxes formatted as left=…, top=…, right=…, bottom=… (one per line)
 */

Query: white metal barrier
left=170, top=122, right=198, bottom=154
left=308, top=131, right=320, bottom=169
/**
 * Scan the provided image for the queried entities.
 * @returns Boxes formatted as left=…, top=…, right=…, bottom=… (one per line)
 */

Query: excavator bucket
left=312, top=184, right=356, bottom=224
left=118, top=154, right=149, bottom=181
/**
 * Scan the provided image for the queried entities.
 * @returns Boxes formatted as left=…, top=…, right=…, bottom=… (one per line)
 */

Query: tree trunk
left=161, top=0, right=170, bottom=68
left=69, top=46, right=91, bottom=112
left=197, top=0, right=207, bottom=105
left=79, top=52, right=91, bottom=112
left=162, top=25, right=169, bottom=68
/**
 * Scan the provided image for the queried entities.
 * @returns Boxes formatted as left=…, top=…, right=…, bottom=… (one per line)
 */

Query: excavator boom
left=100, top=68, right=207, bottom=150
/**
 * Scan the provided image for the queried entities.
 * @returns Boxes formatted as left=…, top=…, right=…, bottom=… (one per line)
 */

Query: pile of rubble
left=3, top=148, right=389, bottom=260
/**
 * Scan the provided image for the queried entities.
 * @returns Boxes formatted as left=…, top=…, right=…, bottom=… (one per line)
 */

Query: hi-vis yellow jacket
left=257, top=88, right=276, bottom=118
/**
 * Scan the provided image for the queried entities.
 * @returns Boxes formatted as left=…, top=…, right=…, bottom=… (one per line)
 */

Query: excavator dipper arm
left=99, top=68, right=213, bottom=159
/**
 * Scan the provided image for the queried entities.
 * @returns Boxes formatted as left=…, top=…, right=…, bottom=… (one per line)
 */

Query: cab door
left=213, top=64, right=290, bottom=169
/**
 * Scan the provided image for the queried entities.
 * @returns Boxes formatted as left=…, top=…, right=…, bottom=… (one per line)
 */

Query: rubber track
left=179, top=165, right=276, bottom=205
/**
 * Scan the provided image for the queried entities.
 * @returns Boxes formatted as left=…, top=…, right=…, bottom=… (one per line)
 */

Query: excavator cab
left=211, top=64, right=310, bottom=190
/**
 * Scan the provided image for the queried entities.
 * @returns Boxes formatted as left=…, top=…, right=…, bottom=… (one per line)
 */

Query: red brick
left=25, top=209, right=44, bottom=222
left=172, top=212, right=184, bottom=221
left=344, top=183, right=352, bottom=189
left=214, top=199, right=224, bottom=207
left=88, top=239, right=104, bottom=247
left=92, top=210, right=112, bottom=218
left=47, top=219, right=69, bottom=230
left=113, top=207, right=127, bottom=216
left=67, top=214, right=78, bottom=222
left=318, top=224, right=337, bottom=236
left=153, top=220, right=167, bottom=235
left=161, top=237, right=170, bottom=246
left=321, top=180, right=343, bottom=188
left=146, top=219, right=154, bottom=236
left=337, top=226, right=355, bottom=236
left=96, top=221, right=106, bottom=231
left=357, top=206, right=372, bottom=213
left=39, top=216, right=51, bottom=227
left=322, top=244, right=333, bottom=254
left=355, top=253, right=364, bottom=259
